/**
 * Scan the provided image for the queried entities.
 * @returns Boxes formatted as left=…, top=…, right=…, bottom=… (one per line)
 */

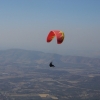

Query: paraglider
left=46, top=30, right=64, bottom=44
left=46, top=30, right=65, bottom=67
left=49, top=62, right=55, bottom=67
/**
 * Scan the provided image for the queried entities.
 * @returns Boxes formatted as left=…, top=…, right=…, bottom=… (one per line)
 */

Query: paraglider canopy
left=46, top=30, right=64, bottom=44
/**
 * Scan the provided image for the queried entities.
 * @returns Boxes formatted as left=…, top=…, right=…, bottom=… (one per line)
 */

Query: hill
left=0, top=49, right=100, bottom=68
left=0, top=49, right=100, bottom=100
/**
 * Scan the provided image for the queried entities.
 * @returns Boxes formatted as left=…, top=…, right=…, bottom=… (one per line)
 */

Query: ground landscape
left=0, top=49, right=100, bottom=100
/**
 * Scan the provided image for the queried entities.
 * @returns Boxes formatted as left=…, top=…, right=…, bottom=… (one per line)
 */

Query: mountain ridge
left=0, top=49, right=100, bottom=68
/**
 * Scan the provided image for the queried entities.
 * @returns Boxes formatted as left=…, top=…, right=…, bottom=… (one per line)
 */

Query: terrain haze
left=0, top=49, right=100, bottom=100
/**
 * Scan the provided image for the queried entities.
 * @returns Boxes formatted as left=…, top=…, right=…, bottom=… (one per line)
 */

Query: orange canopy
left=46, top=30, right=64, bottom=44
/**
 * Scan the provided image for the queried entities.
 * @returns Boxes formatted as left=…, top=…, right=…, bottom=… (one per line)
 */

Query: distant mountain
left=64, top=49, right=100, bottom=58
left=0, top=49, right=100, bottom=68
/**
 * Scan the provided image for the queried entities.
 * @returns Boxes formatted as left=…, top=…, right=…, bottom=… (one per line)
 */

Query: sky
left=0, top=0, right=100, bottom=55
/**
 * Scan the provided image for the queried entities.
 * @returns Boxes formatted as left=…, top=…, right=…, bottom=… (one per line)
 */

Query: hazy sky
left=0, top=0, right=100, bottom=55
